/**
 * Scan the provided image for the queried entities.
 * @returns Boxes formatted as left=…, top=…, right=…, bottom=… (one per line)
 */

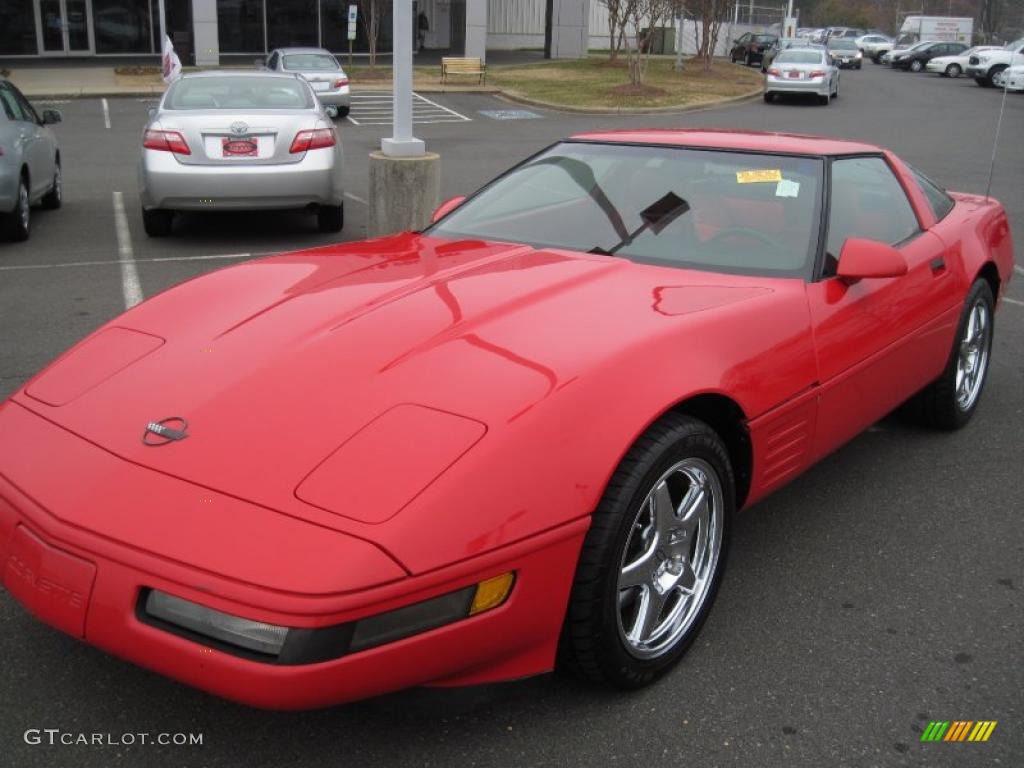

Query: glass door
left=35, top=0, right=93, bottom=54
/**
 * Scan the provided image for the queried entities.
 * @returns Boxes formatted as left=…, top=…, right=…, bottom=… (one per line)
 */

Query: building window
left=92, top=0, right=154, bottom=53
left=0, top=0, right=38, bottom=54
left=218, top=0, right=266, bottom=53
left=267, top=0, right=319, bottom=49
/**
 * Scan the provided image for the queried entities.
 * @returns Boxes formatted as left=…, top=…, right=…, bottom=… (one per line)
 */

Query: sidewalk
left=3, top=50, right=544, bottom=99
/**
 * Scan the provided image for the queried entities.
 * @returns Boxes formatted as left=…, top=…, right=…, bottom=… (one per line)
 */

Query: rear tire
left=763, top=92, right=774, bottom=103
left=317, top=203, right=344, bottom=233
left=142, top=208, right=174, bottom=237
left=336, top=106, right=350, bottom=118
left=2, top=177, right=30, bottom=242
left=819, top=92, right=830, bottom=105
left=903, top=279, right=995, bottom=430
left=558, top=413, right=734, bottom=688
left=41, top=160, right=62, bottom=210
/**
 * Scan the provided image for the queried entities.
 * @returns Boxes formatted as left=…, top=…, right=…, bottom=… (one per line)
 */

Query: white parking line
left=347, top=91, right=471, bottom=126
left=0, top=252, right=264, bottom=272
left=1014, top=265, right=1024, bottom=276
left=112, top=191, right=143, bottom=308
left=102, top=98, right=111, bottom=130
left=344, top=192, right=367, bottom=205
left=1005, top=297, right=1024, bottom=306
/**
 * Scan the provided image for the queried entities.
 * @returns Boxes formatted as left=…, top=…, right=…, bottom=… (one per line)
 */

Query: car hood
left=13, top=234, right=787, bottom=566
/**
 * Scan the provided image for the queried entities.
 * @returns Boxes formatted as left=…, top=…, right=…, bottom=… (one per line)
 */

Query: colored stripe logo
left=921, top=721, right=997, bottom=742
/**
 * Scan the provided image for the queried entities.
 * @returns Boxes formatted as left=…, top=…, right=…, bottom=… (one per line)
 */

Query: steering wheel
left=705, top=226, right=785, bottom=252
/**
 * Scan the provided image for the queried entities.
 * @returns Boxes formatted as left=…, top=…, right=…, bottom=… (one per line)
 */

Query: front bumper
left=831, top=56, right=860, bottom=68
left=966, top=65, right=987, bottom=78
left=765, top=76, right=830, bottom=97
left=0, top=402, right=587, bottom=709
left=138, top=144, right=344, bottom=211
left=1005, top=71, right=1024, bottom=90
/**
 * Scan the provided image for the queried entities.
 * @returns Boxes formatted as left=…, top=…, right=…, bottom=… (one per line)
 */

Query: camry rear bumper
left=0, top=402, right=587, bottom=709
left=764, top=77, right=830, bottom=96
left=138, top=145, right=344, bottom=211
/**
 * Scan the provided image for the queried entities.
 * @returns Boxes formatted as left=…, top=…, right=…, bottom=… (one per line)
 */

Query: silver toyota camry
left=137, top=71, right=345, bottom=237
left=259, top=48, right=351, bottom=117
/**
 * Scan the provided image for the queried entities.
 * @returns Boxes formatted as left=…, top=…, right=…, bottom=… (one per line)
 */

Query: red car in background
left=0, top=130, right=1013, bottom=709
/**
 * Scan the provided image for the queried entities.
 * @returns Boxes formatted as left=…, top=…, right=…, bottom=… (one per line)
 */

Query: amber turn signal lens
left=469, top=572, right=515, bottom=615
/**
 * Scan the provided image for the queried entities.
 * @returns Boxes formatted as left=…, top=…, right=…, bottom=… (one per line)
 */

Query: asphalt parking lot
left=1, top=63, right=1022, bottom=768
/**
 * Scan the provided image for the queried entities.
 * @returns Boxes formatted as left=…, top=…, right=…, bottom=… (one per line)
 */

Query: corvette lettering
left=6, top=554, right=85, bottom=608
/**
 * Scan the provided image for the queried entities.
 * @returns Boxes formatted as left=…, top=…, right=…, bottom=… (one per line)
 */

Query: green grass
left=488, top=56, right=763, bottom=109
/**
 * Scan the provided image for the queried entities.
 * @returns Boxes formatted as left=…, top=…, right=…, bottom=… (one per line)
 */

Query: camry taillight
left=143, top=129, right=191, bottom=155
left=767, top=68, right=781, bottom=76
left=333, top=77, right=349, bottom=88
left=809, top=70, right=826, bottom=78
left=290, top=128, right=336, bottom=153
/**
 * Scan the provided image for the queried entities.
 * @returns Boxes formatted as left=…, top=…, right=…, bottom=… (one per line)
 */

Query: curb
left=492, top=86, right=764, bottom=115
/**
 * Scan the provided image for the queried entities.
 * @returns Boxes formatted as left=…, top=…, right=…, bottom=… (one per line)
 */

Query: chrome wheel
left=617, top=458, right=723, bottom=660
left=955, top=297, right=991, bottom=412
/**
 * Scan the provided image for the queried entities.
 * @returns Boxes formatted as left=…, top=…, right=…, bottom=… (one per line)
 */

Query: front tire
left=909, top=59, right=923, bottom=72
left=904, top=279, right=995, bottom=430
left=41, top=160, right=62, bottom=210
left=2, top=177, right=30, bottom=241
left=946, top=63, right=962, bottom=77
left=559, top=413, right=734, bottom=688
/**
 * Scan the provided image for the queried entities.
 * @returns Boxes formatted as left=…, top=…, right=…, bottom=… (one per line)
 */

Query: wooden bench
left=441, top=57, right=487, bottom=85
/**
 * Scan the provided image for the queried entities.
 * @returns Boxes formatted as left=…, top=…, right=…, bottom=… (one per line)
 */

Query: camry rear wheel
left=142, top=208, right=174, bottom=237
left=317, top=203, right=344, bottom=233
left=904, top=279, right=994, bottom=430
left=559, top=413, right=733, bottom=688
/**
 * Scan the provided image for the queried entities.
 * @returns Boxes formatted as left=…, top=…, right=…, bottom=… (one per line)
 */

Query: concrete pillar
left=191, top=0, right=219, bottom=66
left=368, top=152, right=441, bottom=237
left=465, top=0, right=487, bottom=61
left=549, top=0, right=588, bottom=59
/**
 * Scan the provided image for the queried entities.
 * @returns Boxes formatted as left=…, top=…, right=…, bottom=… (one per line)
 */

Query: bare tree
left=602, top=0, right=633, bottom=62
left=624, top=0, right=676, bottom=85
left=359, top=0, right=386, bottom=68
left=690, top=0, right=730, bottom=72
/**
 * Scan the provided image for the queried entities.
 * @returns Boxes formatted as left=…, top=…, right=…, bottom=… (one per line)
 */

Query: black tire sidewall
left=572, top=415, right=735, bottom=687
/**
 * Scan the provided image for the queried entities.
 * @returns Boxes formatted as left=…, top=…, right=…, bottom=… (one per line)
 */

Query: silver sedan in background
left=764, top=48, right=839, bottom=105
left=0, top=77, right=62, bottom=241
left=137, top=71, right=345, bottom=237
left=259, top=48, right=351, bottom=118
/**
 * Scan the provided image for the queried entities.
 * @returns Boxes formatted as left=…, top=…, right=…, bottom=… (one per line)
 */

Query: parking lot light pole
left=368, top=0, right=441, bottom=236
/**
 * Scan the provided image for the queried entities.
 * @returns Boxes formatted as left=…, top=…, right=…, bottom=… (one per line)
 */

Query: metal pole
left=157, top=0, right=167, bottom=51
left=675, top=3, right=685, bottom=70
left=382, top=0, right=425, bottom=156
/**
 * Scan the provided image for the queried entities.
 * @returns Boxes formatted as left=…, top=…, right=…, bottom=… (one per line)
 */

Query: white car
left=926, top=46, right=1002, bottom=77
left=966, top=38, right=1024, bottom=86
left=856, top=34, right=893, bottom=61
left=993, top=63, right=1024, bottom=91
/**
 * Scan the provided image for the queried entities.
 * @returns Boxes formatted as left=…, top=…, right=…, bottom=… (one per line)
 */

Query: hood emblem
left=230, top=121, right=249, bottom=135
left=143, top=417, right=189, bottom=446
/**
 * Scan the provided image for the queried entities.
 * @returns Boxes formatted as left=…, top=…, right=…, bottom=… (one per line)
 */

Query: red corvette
left=0, top=130, right=1013, bottom=709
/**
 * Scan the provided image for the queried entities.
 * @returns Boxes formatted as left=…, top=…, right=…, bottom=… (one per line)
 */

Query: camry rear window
left=283, top=54, right=340, bottom=71
left=164, top=77, right=313, bottom=110
left=775, top=51, right=824, bottom=64
left=428, top=142, right=824, bottom=279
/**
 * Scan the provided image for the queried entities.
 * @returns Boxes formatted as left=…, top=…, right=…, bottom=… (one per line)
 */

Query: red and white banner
left=162, top=35, right=182, bottom=84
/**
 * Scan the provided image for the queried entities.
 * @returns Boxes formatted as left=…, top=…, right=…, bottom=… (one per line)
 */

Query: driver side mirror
left=431, top=195, right=466, bottom=223
left=41, top=108, right=62, bottom=125
left=836, top=238, right=908, bottom=283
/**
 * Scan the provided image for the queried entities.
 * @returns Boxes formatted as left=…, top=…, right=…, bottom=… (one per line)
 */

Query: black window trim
left=813, top=152, right=926, bottom=282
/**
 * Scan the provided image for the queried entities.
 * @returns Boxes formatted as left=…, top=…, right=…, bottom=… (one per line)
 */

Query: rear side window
left=908, top=166, right=955, bottom=221
left=826, top=157, right=921, bottom=260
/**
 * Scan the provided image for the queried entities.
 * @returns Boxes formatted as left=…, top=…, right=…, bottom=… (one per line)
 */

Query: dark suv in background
left=730, top=33, right=779, bottom=66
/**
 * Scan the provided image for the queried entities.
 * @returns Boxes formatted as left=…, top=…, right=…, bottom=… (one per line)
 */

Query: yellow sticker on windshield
left=736, top=169, right=783, bottom=184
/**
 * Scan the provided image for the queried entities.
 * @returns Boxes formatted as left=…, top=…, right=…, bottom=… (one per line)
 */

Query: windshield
left=828, top=40, right=858, bottom=50
left=283, top=53, right=340, bottom=71
left=776, top=51, right=824, bottom=64
left=1004, top=38, right=1024, bottom=50
left=755, top=35, right=776, bottom=43
left=164, top=76, right=313, bottom=109
left=427, top=142, right=823, bottom=278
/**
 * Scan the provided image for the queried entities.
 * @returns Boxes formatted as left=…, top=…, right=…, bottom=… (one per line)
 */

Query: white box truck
left=897, top=16, right=974, bottom=46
